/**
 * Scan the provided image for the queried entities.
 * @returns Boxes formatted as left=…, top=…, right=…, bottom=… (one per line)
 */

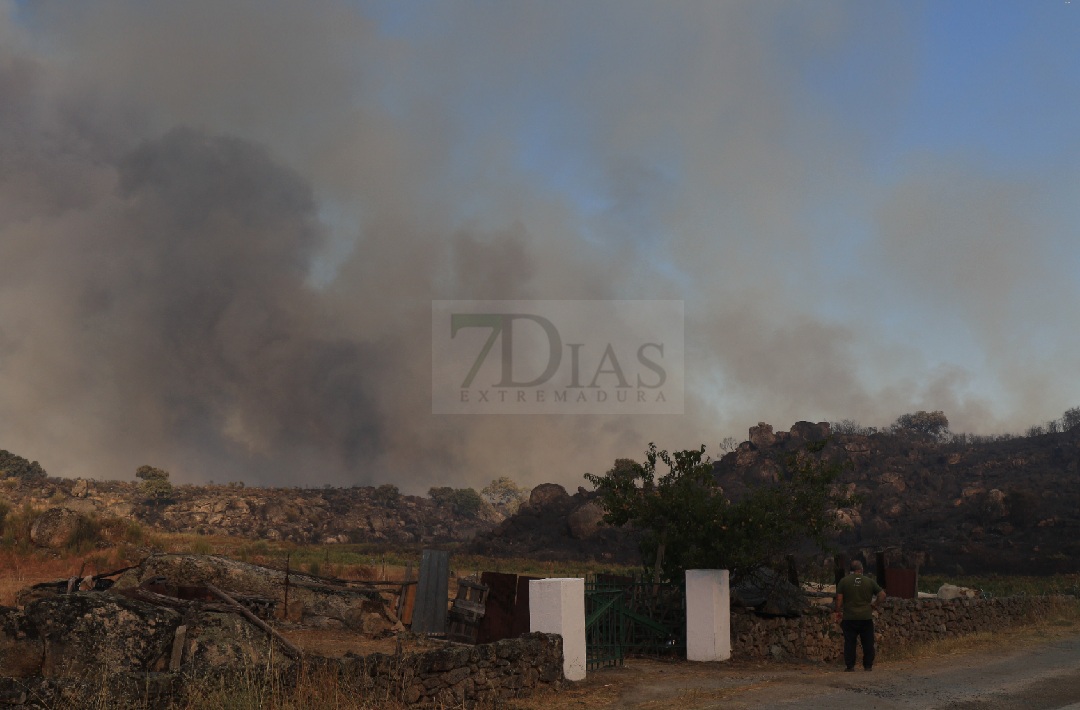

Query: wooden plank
left=205, top=583, right=302, bottom=659
left=411, top=549, right=450, bottom=635
left=400, top=581, right=417, bottom=625
left=169, top=625, right=188, bottom=671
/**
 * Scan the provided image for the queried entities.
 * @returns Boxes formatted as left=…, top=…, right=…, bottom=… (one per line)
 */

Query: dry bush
left=176, top=663, right=408, bottom=710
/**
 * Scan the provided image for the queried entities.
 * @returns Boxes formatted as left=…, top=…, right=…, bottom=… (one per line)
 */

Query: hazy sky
left=1, top=1, right=1079, bottom=491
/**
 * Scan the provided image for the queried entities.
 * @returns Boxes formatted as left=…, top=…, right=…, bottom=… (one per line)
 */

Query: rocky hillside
left=7, top=417, right=1080, bottom=576
left=477, top=421, right=1080, bottom=576
left=0, top=454, right=497, bottom=546
left=714, top=421, right=1080, bottom=575
left=469, top=483, right=640, bottom=563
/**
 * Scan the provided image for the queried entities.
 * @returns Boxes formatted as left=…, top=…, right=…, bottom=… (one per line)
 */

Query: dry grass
left=174, top=662, right=410, bottom=710
left=0, top=546, right=137, bottom=605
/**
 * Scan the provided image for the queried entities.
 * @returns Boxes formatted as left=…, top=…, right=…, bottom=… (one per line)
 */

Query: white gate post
left=685, top=569, right=730, bottom=662
left=529, top=578, right=586, bottom=680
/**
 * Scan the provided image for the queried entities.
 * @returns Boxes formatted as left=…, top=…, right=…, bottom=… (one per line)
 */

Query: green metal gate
left=584, top=575, right=686, bottom=670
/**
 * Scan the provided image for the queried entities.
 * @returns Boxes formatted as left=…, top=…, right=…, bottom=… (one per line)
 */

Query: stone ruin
left=0, top=554, right=401, bottom=706
left=0, top=553, right=566, bottom=707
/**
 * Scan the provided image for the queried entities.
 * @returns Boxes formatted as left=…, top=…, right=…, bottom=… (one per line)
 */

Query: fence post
left=685, top=569, right=730, bottom=662
left=529, top=578, right=586, bottom=681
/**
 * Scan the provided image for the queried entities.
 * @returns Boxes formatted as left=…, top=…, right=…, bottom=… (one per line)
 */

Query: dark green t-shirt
left=836, top=573, right=883, bottom=621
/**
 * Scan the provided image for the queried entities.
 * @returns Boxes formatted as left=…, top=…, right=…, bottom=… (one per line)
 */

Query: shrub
left=66, top=514, right=104, bottom=554
left=0, top=450, right=47, bottom=481
left=429, top=486, right=485, bottom=518
left=373, top=484, right=401, bottom=505
left=136, top=464, right=174, bottom=503
left=481, top=477, right=527, bottom=514
left=892, top=410, right=950, bottom=439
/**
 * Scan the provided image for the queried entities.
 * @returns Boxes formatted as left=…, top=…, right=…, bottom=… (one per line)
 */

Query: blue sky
left=1, top=1, right=1079, bottom=488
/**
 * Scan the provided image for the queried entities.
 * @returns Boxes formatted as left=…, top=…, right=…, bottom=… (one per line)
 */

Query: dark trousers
left=842, top=619, right=875, bottom=669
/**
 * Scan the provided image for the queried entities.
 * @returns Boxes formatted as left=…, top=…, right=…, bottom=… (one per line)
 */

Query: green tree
left=373, top=483, right=401, bottom=505
left=481, top=476, right=527, bottom=514
left=1062, top=407, right=1080, bottom=432
left=428, top=486, right=485, bottom=518
left=892, top=410, right=950, bottom=439
left=584, top=444, right=854, bottom=582
left=135, top=465, right=173, bottom=504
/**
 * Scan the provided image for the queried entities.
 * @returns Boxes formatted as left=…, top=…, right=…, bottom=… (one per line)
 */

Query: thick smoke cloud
left=1, top=1, right=1078, bottom=490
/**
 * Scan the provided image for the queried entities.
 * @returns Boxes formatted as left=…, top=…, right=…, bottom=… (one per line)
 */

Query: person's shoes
left=864, top=666, right=872, bottom=671
left=844, top=667, right=854, bottom=672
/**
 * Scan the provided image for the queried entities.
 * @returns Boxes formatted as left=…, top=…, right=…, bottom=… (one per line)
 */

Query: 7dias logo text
left=431, top=301, right=683, bottom=414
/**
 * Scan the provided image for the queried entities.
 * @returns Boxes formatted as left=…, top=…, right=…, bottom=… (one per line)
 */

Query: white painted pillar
left=529, top=577, right=586, bottom=681
left=685, top=569, right=731, bottom=662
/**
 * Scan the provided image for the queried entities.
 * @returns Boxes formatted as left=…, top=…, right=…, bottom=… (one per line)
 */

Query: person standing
left=834, top=559, right=886, bottom=671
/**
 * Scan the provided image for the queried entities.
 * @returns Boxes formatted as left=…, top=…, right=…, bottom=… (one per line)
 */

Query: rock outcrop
left=470, top=485, right=638, bottom=563
left=0, top=476, right=496, bottom=547
left=28, top=508, right=81, bottom=549
left=712, top=421, right=1080, bottom=575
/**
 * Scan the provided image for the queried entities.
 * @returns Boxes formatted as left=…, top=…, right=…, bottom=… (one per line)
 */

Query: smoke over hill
left=2, top=3, right=1079, bottom=490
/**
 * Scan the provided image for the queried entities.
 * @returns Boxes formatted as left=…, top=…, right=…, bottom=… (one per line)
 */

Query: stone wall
left=336, top=632, right=564, bottom=707
left=731, top=596, right=1074, bottom=663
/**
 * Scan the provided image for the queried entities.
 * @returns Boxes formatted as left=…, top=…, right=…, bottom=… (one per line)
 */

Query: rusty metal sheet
left=884, top=568, right=918, bottom=599
left=477, top=572, right=519, bottom=644
left=511, top=575, right=541, bottom=638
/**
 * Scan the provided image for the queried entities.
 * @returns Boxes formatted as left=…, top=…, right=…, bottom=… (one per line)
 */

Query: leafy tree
left=892, top=410, right=950, bottom=439
left=0, top=450, right=47, bottom=481
left=481, top=476, right=527, bottom=513
left=1062, top=407, right=1080, bottom=432
left=135, top=465, right=173, bottom=503
left=373, top=483, right=401, bottom=505
left=584, top=444, right=855, bottom=582
left=831, top=420, right=877, bottom=436
left=428, top=486, right=485, bottom=518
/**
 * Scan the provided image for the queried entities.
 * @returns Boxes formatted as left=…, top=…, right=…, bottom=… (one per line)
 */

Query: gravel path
left=556, top=630, right=1080, bottom=710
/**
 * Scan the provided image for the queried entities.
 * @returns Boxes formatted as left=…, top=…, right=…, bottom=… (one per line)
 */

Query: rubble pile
left=1, top=554, right=381, bottom=705
left=0, top=553, right=565, bottom=707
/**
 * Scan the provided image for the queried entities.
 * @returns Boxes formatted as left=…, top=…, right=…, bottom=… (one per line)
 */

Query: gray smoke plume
left=1, top=2, right=1076, bottom=490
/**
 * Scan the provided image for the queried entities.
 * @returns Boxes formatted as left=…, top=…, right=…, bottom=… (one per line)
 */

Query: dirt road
left=529, top=630, right=1080, bottom=709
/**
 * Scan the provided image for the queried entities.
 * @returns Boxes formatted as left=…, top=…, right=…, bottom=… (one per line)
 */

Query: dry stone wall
left=731, top=595, right=1074, bottom=662
left=335, top=632, right=564, bottom=708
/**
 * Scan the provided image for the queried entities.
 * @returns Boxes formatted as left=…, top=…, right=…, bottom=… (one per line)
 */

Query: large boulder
left=567, top=501, right=606, bottom=540
left=749, top=422, right=776, bottom=449
left=529, top=483, right=570, bottom=508
left=29, top=508, right=81, bottom=549
left=787, top=421, right=831, bottom=442
left=937, top=584, right=979, bottom=600
left=71, top=479, right=91, bottom=498
left=731, top=568, right=806, bottom=617
left=22, top=593, right=180, bottom=678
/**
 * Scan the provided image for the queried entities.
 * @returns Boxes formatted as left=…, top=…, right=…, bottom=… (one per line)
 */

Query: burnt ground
left=512, top=624, right=1080, bottom=710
